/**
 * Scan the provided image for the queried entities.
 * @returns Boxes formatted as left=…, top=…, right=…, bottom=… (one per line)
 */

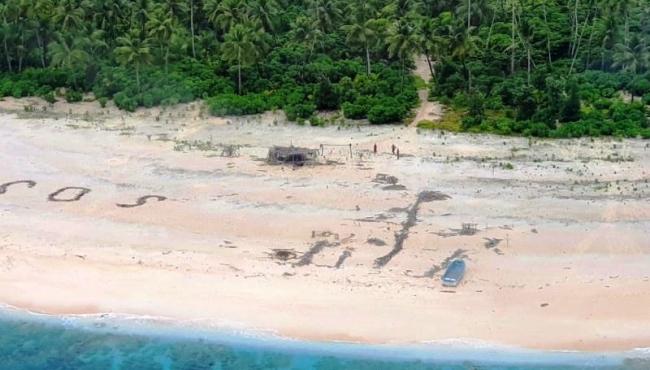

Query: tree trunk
left=571, top=0, right=579, bottom=57
left=36, top=32, right=45, bottom=67
left=467, top=0, right=471, bottom=31
left=165, top=47, right=169, bottom=74
left=585, top=16, right=596, bottom=69
left=527, top=47, right=531, bottom=85
left=569, top=11, right=591, bottom=75
left=425, top=54, right=435, bottom=82
left=486, top=11, right=496, bottom=49
left=136, top=65, right=141, bottom=92
left=624, top=10, right=629, bottom=47
left=365, top=43, right=371, bottom=75
left=190, top=0, right=196, bottom=58
left=510, top=2, right=515, bottom=75
left=400, top=57, right=405, bottom=92
left=542, top=3, right=552, bottom=64
left=238, top=50, right=242, bottom=95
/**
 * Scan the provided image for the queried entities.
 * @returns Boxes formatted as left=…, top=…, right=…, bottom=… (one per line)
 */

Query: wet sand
left=0, top=98, right=649, bottom=351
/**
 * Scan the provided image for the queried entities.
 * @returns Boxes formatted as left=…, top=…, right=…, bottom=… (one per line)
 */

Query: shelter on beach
left=267, top=146, right=319, bottom=166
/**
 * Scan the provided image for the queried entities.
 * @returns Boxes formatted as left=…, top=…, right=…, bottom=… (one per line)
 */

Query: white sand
left=0, top=97, right=649, bottom=351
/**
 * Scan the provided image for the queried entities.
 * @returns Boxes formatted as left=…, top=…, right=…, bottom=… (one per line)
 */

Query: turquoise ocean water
left=0, top=309, right=647, bottom=370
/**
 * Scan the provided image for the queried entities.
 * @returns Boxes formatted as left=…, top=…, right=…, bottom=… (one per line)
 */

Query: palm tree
left=387, top=19, right=419, bottom=90
left=0, top=3, right=14, bottom=72
left=162, top=0, right=188, bottom=20
left=189, top=0, right=195, bottom=58
left=114, top=32, right=153, bottom=91
left=456, top=0, right=491, bottom=32
left=52, top=0, right=85, bottom=31
left=221, top=23, right=258, bottom=95
left=289, top=15, right=323, bottom=60
left=246, top=0, right=279, bottom=32
left=148, top=5, right=174, bottom=72
left=613, top=35, right=648, bottom=74
left=309, top=0, right=341, bottom=33
left=205, top=0, right=246, bottom=33
left=341, top=0, right=379, bottom=75
left=48, top=32, right=90, bottom=69
left=451, top=26, right=479, bottom=90
left=132, top=0, right=151, bottom=39
left=416, top=16, right=450, bottom=82
left=599, top=13, right=617, bottom=70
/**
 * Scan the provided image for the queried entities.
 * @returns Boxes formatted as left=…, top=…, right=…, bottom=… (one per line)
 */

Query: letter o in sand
left=48, top=187, right=91, bottom=202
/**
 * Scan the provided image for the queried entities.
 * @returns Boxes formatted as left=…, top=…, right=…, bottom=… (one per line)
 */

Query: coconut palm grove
left=0, top=0, right=648, bottom=137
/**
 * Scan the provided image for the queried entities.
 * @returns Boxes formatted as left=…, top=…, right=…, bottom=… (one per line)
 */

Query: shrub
left=207, top=94, right=268, bottom=116
left=643, top=93, right=650, bottom=106
left=41, top=91, right=57, bottom=104
left=342, top=100, right=369, bottom=119
left=367, top=98, right=406, bottom=124
left=98, top=97, right=108, bottom=108
left=114, top=91, right=137, bottom=112
left=285, top=102, right=316, bottom=121
left=65, top=90, right=83, bottom=103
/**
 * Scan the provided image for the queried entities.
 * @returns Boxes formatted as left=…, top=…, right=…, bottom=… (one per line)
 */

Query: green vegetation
left=424, top=0, right=650, bottom=138
left=0, top=0, right=648, bottom=136
left=0, top=0, right=419, bottom=124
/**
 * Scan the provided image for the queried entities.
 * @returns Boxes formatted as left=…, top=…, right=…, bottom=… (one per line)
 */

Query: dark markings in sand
left=383, top=184, right=407, bottom=191
left=47, top=187, right=91, bottom=202
left=117, top=195, right=167, bottom=208
left=367, top=238, right=387, bottom=246
left=294, top=240, right=339, bottom=267
left=0, top=180, right=36, bottom=195
left=420, top=249, right=468, bottom=278
left=269, top=249, right=298, bottom=262
left=373, top=174, right=399, bottom=185
left=484, top=237, right=504, bottom=255
left=374, top=191, right=451, bottom=268
left=334, top=250, right=352, bottom=269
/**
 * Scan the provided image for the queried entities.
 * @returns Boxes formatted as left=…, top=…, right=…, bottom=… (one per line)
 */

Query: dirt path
left=410, top=55, right=444, bottom=127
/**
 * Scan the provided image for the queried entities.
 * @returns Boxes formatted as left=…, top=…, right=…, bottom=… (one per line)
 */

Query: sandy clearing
left=0, top=98, right=649, bottom=351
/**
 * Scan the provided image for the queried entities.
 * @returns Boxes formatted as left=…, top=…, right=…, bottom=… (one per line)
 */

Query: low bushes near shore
left=428, top=68, right=650, bottom=139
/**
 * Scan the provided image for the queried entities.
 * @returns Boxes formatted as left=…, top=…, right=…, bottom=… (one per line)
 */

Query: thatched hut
left=267, top=146, right=319, bottom=166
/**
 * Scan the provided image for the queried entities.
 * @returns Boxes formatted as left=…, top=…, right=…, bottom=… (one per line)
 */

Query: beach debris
left=220, top=144, right=241, bottom=157
left=373, top=173, right=407, bottom=191
left=373, top=173, right=399, bottom=185
left=540, top=303, right=549, bottom=307
left=367, top=238, right=387, bottom=246
left=47, top=187, right=91, bottom=202
left=267, top=146, right=319, bottom=166
left=0, top=180, right=36, bottom=195
left=460, top=223, right=479, bottom=235
left=116, top=195, right=167, bottom=208
left=374, top=191, right=451, bottom=268
left=269, top=249, right=298, bottom=262
left=484, top=238, right=502, bottom=250
left=312, top=230, right=339, bottom=240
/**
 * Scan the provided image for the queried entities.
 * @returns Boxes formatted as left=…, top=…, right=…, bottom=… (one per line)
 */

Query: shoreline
left=0, top=304, right=641, bottom=367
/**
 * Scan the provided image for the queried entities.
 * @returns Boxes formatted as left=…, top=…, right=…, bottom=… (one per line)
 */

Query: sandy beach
left=0, top=97, right=649, bottom=352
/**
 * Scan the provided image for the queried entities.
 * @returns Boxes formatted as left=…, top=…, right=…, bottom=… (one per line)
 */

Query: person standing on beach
left=391, top=144, right=395, bottom=154
left=373, top=143, right=377, bottom=154
left=396, top=148, right=400, bottom=159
